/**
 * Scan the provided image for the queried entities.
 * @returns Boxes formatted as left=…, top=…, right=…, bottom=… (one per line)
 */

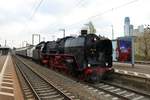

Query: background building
left=124, top=17, right=133, bottom=36
left=133, top=25, right=145, bottom=36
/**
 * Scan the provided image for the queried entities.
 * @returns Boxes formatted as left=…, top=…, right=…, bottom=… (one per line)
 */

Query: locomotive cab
left=84, top=34, right=113, bottom=81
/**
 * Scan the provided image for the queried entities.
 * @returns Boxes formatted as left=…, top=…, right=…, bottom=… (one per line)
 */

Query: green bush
left=135, top=54, right=150, bottom=61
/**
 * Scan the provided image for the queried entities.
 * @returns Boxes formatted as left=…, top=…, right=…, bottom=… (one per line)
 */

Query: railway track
left=84, top=81, right=150, bottom=100
left=113, top=70, right=150, bottom=84
left=15, top=63, right=36, bottom=100
left=14, top=56, right=77, bottom=100
left=14, top=56, right=150, bottom=100
left=112, top=70, right=150, bottom=94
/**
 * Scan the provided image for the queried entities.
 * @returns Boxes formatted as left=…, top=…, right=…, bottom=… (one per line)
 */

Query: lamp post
left=59, top=29, right=65, bottom=38
left=112, top=25, right=114, bottom=40
left=131, top=36, right=135, bottom=68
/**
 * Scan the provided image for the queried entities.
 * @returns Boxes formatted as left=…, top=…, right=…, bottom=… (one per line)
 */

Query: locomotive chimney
left=81, top=30, right=87, bottom=36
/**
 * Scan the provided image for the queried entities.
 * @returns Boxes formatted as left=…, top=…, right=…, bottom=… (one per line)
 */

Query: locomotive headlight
left=88, top=64, right=91, bottom=67
left=106, top=62, right=108, bottom=66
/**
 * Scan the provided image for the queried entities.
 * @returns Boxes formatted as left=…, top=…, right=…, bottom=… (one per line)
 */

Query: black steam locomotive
left=16, top=30, right=113, bottom=82
left=36, top=30, right=113, bottom=81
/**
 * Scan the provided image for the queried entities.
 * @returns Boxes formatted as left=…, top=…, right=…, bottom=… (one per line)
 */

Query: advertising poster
left=112, top=36, right=132, bottom=63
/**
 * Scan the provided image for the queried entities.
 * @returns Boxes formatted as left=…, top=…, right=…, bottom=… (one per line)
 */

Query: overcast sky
left=0, top=0, right=150, bottom=47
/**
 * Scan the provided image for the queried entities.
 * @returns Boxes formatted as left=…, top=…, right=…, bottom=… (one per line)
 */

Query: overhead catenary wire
left=29, top=0, right=44, bottom=20
left=74, top=0, right=86, bottom=8
left=20, top=0, right=44, bottom=33
left=19, top=0, right=44, bottom=46
left=43, top=0, right=86, bottom=33
left=21, top=0, right=139, bottom=39
left=67, top=0, right=139, bottom=28
left=88, top=0, right=138, bottom=20
left=46, top=0, right=139, bottom=34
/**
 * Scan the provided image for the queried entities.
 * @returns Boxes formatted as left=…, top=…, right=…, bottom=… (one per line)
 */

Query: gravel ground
left=18, top=56, right=111, bottom=100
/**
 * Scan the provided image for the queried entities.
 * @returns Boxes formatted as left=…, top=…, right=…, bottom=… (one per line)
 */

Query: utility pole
left=112, top=25, right=114, bottom=40
left=131, top=36, right=135, bottom=68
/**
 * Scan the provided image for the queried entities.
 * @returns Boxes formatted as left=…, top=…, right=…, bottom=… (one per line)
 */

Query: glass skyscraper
left=124, top=17, right=133, bottom=36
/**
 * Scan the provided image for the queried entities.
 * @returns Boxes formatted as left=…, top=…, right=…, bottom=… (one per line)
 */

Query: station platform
left=113, top=62, right=150, bottom=79
left=0, top=54, right=24, bottom=100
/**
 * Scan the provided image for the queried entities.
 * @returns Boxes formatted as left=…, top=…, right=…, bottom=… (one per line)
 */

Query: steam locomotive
left=16, top=30, right=113, bottom=82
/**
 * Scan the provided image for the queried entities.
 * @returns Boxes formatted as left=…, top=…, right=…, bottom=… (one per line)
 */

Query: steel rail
left=14, top=56, right=73, bottom=100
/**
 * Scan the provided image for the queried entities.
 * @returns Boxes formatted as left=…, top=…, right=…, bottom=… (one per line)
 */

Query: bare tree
left=135, top=27, right=150, bottom=60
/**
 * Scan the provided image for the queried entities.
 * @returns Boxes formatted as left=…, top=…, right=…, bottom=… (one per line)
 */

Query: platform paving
left=0, top=55, right=7, bottom=73
left=113, top=62, right=150, bottom=78
left=0, top=54, right=24, bottom=100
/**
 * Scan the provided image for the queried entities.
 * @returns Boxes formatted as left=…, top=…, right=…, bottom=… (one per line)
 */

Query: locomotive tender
left=16, top=30, right=113, bottom=82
